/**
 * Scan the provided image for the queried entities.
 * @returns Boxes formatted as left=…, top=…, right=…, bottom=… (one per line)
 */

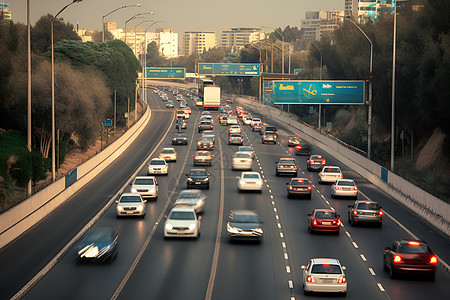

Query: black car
left=198, top=120, right=213, bottom=132
left=172, top=133, right=188, bottom=145
left=197, top=137, right=214, bottom=150
left=295, top=143, right=311, bottom=156
left=74, top=227, right=118, bottom=263
left=275, top=158, right=298, bottom=176
left=226, top=209, right=263, bottom=241
left=286, top=178, right=312, bottom=199
left=175, top=118, right=187, bottom=129
left=186, top=168, right=210, bottom=189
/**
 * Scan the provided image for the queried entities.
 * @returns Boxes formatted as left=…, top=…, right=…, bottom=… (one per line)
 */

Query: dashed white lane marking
left=269, top=189, right=272, bottom=193
left=282, top=242, right=286, bottom=248
left=270, top=195, right=274, bottom=199
left=352, top=242, right=359, bottom=249
left=271, top=200, right=275, bottom=205
left=273, top=207, right=277, bottom=212
left=312, top=184, right=316, bottom=187
left=377, top=283, right=385, bottom=292
left=330, top=207, right=335, bottom=211
left=325, top=200, right=330, bottom=205
left=276, top=215, right=279, bottom=220
left=264, top=179, right=267, bottom=183
left=280, top=232, right=284, bottom=238
left=345, top=231, right=351, bottom=237
left=288, top=280, right=294, bottom=289
left=360, top=254, right=367, bottom=261
left=286, top=266, right=291, bottom=273
left=369, top=268, right=376, bottom=276
left=321, top=195, right=326, bottom=200
left=284, top=253, right=289, bottom=260
left=266, top=184, right=270, bottom=188
left=278, top=223, right=282, bottom=229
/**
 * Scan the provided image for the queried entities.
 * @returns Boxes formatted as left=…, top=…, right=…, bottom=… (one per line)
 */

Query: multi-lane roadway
left=1, top=86, right=449, bottom=300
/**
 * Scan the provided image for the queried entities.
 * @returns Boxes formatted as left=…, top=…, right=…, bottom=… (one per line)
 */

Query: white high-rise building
left=219, top=28, right=266, bottom=53
left=301, top=10, right=344, bottom=41
left=182, top=31, right=216, bottom=56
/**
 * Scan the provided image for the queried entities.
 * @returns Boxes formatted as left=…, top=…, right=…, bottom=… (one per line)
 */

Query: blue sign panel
left=65, top=169, right=77, bottom=189
left=199, top=63, right=260, bottom=76
left=272, top=80, right=365, bottom=105
left=104, top=119, right=113, bottom=127
left=146, top=68, right=185, bottom=79
left=294, top=69, right=302, bottom=75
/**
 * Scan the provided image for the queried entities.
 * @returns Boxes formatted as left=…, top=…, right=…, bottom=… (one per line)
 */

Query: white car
left=148, top=158, right=168, bottom=175
left=232, top=152, right=253, bottom=170
left=237, top=172, right=263, bottom=192
left=238, top=146, right=255, bottom=159
left=250, top=118, right=261, bottom=126
left=116, top=193, right=146, bottom=217
left=164, top=207, right=201, bottom=239
left=227, top=116, right=238, bottom=125
left=331, top=179, right=358, bottom=199
left=318, top=166, right=343, bottom=184
left=131, top=176, right=158, bottom=199
left=243, top=116, right=252, bottom=125
left=229, top=125, right=241, bottom=134
left=159, top=148, right=177, bottom=162
left=301, top=258, right=347, bottom=296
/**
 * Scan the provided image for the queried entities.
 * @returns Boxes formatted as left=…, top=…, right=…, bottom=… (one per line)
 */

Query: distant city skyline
left=9, top=0, right=343, bottom=34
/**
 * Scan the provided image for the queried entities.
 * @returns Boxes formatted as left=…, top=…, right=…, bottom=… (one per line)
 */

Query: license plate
left=195, top=182, right=201, bottom=184
left=322, top=222, right=332, bottom=225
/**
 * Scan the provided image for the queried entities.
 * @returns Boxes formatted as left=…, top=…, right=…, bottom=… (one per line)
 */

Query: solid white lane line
left=360, top=254, right=367, bottom=261
left=369, top=268, right=376, bottom=276
left=377, top=283, right=385, bottom=292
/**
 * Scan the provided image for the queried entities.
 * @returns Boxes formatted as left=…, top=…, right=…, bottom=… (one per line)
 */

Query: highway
left=1, top=86, right=449, bottom=300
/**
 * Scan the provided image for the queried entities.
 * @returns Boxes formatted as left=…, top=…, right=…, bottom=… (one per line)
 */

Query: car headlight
left=117, top=206, right=123, bottom=211
left=137, top=205, right=144, bottom=211
left=253, top=228, right=263, bottom=234
left=131, top=189, right=137, bottom=193
left=203, top=178, right=209, bottom=182
left=165, top=223, right=173, bottom=230
left=189, top=223, right=197, bottom=230
left=197, top=142, right=201, bottom=145
left=188, top=178, right=194, bottom=182
left=227, top=223, right=240, bottom=234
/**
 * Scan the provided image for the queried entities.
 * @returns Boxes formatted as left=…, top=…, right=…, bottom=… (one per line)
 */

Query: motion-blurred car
left=229, top=125, right=241, bottom=134
left=172, top=133, right=188, bottom=145
left=180, top=100, right=187, bottom=108
left=252, top=122, right=262, bottom=132
left=301, top=258, right=347, bottom=296
left=383, top=240, right=437, bottom=280
left=226, top=210, right=263, bottom=241
left=237, top=146, right=255, bottom=159
left=131, top=176, right=158, bottom=199
left=232, top=152, right=253, bottom=170
left=286, top=178, right=312, bottom=199
left=237, top=172, right=263, bottom=192
left=228, top=133, right=244, bottom=145
left=295, top=143, right=311, bottom=156
left=193, top=151, right=214, bottom=166
left=307, top=209, right=341, bottom=234
left=275, top=158, right=298, bottom=176
left=194, top=99, right=203, bottom=106
left=174, top=189, right=206, bottom=213
left=287, top=136, right=301, bottom=147
left=348, top=200, right=383, bottom=227
left=164, top=207, right=201, bottom=239
left=116, top=193, right=146, bottom=217
left=74, top=227, right=118, bottom=264
left=318, top=166, right=343, bottom=184
left=159, top=147, right=177, bottom=162
left=197, top=137, right=214, bottom=150
left=331, top=179, right=358, bottom=199
left=306, top=155, right=326, bottom=171
left=148, top=158, right=168, bottom=175
left=262, top=131, right=277, bottom=144
left=186, top=168, right=210, bottom=189
left=243, top=116, right=252, bottom=125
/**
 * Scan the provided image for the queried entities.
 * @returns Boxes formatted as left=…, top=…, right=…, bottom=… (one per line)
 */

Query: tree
left=31, top=14, right=81, bottom=54
left=200, top=47, right=225, bottom=63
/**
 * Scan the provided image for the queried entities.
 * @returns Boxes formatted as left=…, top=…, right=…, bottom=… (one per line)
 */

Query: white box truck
left=203, top=86, right=221, bottom=110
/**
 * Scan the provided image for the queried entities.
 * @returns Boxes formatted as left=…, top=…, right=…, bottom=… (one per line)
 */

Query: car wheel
left=303, top=287, right=309, bottom=295
left=307, top=194, right=311, bottom=200
left=383, top=259, right=389, bottom=272
left=341, top=291, right=347, bottom=297
left=389, top=266, right=396, bottom=279
left=349, top=217, right=354, bottom=226
left=428, top=273, right=436, bottom=282
left=276, top=171, right=279, bottom=176
left=378, top=221, right=383, bottom=228
left=308, top=224, right=313, bottom=234
left=294, top=172, right=297, bottom=177
left=331, top=192, right=335, bottom=198
left=287, top=193, right=291, bottom=199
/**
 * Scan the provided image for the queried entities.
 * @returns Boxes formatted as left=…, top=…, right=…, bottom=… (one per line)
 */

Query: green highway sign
left=272, top=80, right=365, bottom=105
left=146, top=68, right=185, bottom=79
left=199, top=63, right=260, bottom=76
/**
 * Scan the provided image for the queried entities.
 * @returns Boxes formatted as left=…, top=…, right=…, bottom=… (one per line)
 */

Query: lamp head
left=136, top=4, right=141, bottom=7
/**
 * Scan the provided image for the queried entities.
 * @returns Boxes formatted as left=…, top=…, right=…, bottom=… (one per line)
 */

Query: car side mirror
left=342, top=266, right=346, bottom=270
left=164, top=215, right=167, bottom=219
left=198, top=216, right=202, bottom=220
left=301, top=265, right=306, bottom=270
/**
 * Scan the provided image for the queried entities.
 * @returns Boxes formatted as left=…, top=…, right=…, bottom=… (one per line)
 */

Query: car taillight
left=320, top=173, right=325, bottom=177
left=307, top=186, right=312, bottom=190
left=313, top=220, right=317, bottom=225
left=430, top=256, right=438, bottom=264
left=277, top=165, right=281, bottom=168
left=288, top=186, right=293, bottom=190
left=393, top=255, right=402, bottom=263
left=335, top=186, right=340, bottom=190
left=353, top=186, right=358, bottom=191
left=353, top=210, right=358, bottom=215
left=338, top=174, right=343, bottom=178
left=408, top=241, right=420, bottom=246
left=229, top=138, right=232, bottom=140
left=378, top=211, right=383, bottom=216
left=293, top=166, right=297, bottom=169
left=338, top=276, right=347, bottom=284
left=310, top=160, right=314, bottom=164
left=337, top=219, right=341, bottom=226
left=322, top=160, right=326, bottom=164
left=263, top=135, right=266, bottom=138
left=306, top=275, right=316, bottom=283
left=297, top=146, right=302, bottom=149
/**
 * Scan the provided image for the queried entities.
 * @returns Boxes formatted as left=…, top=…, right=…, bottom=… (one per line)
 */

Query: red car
left=307, top=209, right=341, bottom=234
left=383, top=240, right=438, bottom=280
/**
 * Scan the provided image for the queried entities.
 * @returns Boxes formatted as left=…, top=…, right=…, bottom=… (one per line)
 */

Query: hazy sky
left=9, top=0, right=343, bottom=34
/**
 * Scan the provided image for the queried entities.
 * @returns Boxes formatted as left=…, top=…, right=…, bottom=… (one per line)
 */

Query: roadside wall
left=0, top=103, right=151, bottom=249
left=238, top=98, right=450, bottom=236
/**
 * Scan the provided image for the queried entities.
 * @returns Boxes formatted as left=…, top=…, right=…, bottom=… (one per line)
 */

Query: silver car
left=331, top=179, right=358, bottom=199
left=237, top=146, right=255, bottom=159
left=131, top=176, right=158, bottom=199
left=116, top=193, right=146, bottom=217
left=347, top=200, right=383, bottom=227
left=174, top=189, right=206, bottom=213
left=228, top=133, right=243, bottom=145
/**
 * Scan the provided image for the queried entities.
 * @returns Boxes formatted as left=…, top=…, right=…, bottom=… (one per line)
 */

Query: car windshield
left=120, top=195, right=142, bottom=203
left=324, top=167, right=341, bottom=173
left=243, top=174, right=260, bottom=179
left=311, top=264, right=342, bottom=274
left=338, top=181, right=354, bottom=186
left=311, top=155, right=323, bottom=160
left=174, top=134, right=186, bottom=138
left=230, top=134, right=241, bottom=138
left=169, top=211, right=195, bottom=220
left=200, top=137, right=213, bottom=142
left=83, top=230, right=113, bottom=243
left=239, top=147, right=253, bottom=151
left=151, top=160, right=165, bottom=165
left=134, top=178, right=154, bottom=185
left=234, top=153, right=251, bottom=158
left=162, top=150, right=174, bottom=154
left=398, top=244, right=432, bottom=254
left=356, top=203, right=380, bottom=210
left=314, top=211, right=337, bottom=219
left=179, top=190, right=202, bottom=199
left=190, top=170, right=207, bottom=176
left=231, top=213, right=259, bottom=223
left=290, top=179, right=310, bottom=186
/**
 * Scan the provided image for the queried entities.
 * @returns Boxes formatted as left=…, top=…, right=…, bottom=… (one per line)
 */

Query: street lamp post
left=51, top=0, right=83, bottom=182
left=102, top=4, right=141, bottom=43
left=125, top=12, right=154, bottom=45
left=249, top=44, right=263, bottom=103
left=135, top=20, right=154, bottom=59
left=27, top=0, right=32, bottom=196
left=142, top=21, right=162, bottom=103
left=391, top=1, right=398, bottom=172
left=311, top=42, right=323, bottom=130
left=343, top=17, right=373, bottom=160
left=262, top=26, right=285, bottom=74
